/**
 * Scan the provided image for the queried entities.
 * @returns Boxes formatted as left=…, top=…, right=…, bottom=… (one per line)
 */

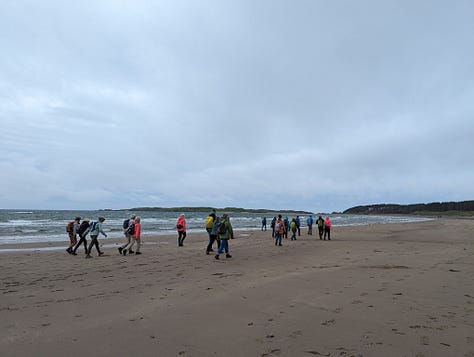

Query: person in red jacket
left=176, top=214, right=187, bottom=247
left=122, top=217, right=142, bottom=255
left=323, top=216, right=332, bottom=240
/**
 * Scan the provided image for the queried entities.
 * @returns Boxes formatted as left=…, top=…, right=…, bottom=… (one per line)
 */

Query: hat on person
left=75, top=216, right=81, bottom=221
left=83, top=218, right=90, bottom=222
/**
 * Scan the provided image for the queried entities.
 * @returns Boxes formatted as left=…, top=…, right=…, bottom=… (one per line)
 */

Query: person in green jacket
left=215, top=214, right=233, bottom=260
left=316, top=215, right=324, bottom=240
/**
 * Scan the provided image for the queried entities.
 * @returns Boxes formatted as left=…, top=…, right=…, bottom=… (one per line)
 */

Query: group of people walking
left=268, top=214, right=332, bottom=245
left=179, top=209, right=235, bottom=259
left=65, top=216, right=108, bottom=258
left=66, top=211, right=331, bottom=259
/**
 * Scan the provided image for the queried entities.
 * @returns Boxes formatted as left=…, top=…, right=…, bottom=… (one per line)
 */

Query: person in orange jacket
left=323, top=216, right=332, bottom=240
left=176, top=214, right=187, bottom=246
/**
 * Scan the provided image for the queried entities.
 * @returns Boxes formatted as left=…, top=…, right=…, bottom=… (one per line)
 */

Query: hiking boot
left=128, top=250, right=135, bottom=254
left=135, top=252, right=142, bottom=255
left=206, top=251, right=210, bottom=255
left=98, top=252, right=104, bottom=256
left=122, top=249, right=127, bottom=256
left=226, top=254, right=232, bottom=258
left=71, top=251, right=77, bottom=256
left=85, top=254, right=92, bottom=259
left=214, top=254, right=219, bottom=260
left=118, top=247, right=123, bottom=254
left=66, top=248, right=72, bottom=254
left=279, top=243, right=282, bottom=246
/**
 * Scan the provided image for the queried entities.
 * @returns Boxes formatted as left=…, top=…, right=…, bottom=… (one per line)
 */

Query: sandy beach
left=1, top=218, right=473, bottom=357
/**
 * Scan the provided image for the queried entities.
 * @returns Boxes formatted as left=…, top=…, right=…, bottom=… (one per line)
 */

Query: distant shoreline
left=100, top=206, right=315, bottom=214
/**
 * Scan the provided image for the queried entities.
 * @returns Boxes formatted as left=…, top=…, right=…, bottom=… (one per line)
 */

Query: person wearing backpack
left=274, top=214, right=286, bottom=246
left=66, top=217, right=81, bottom=254
left=214, top=214, right=233, bottom=260
left=122, top=217, right=142, bottom=256
left=306, top=215, right=314, bottom=236
left=206, top=216, right=221, bottom=255
left=295, top=216, right=301, bottom=236
left=316, top=215, right=324, bottom=239
left=71, top=218, right=91, bottom=255
left=85, top=216, right=107, bottom=258
left=119, top=214, right=136, bottom=255
left=176, top=214, right=187, bottom=247
left=205, top=209, right=217, bottom=254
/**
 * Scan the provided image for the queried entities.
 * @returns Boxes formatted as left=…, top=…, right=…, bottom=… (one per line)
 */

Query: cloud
left=1, top=0, right=473, bottom=212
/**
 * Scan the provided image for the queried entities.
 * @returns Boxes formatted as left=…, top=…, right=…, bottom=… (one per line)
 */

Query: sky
left=1, top=0, right=473, bottom=213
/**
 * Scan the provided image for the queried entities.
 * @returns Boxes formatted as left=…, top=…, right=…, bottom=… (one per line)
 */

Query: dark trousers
left=323, top=227, right=331, bottom=240
left=206, top=234, right=220, bottom=252
left=88, top=235, right=102, bottom=254
left=73, top=235, right=88, bottom=253
left=178, top=231, right=186, bottom=246
left=318, top=227, right=324, bottom=239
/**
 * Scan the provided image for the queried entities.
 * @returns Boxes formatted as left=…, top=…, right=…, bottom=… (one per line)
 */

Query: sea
left=0, top=209, right=432, bottom=245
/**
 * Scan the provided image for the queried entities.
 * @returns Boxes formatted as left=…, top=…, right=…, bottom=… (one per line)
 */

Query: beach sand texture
left=1, top=219, right=473, bottom=357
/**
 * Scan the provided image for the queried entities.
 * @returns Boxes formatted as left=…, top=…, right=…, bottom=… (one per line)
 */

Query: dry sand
left=1, top=219, right=473, bottom=357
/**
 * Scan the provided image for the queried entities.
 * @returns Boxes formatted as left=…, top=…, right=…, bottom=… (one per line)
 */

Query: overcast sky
left=1, top=1, right=473, bottom=213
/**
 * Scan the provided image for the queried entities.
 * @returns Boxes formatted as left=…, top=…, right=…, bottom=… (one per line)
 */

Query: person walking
left=295, top=216, right=301, bottom=236
left=274, top=214, right=285, bottom=246
left=72, top=218, right=91, bottom=255
left=215, top=214, right=233, bottom=259
left=290, top=218, right=297, bottom=240
left=283, top=216, right=290, bottom=239
left=316, top=215, right=324, bottom=239
left=206, top=216, right=220, bottom=255
left=306, top=215, right=314, bottom=235
left=85, top=217, right=107, bottom=258
left=176, top=214, right=187, bottom=247
left=66, top=217, right=81, bottom=254
left=122, top=217, right=142, bottom=256
left=261, top=217, right=267, bottom=231
left=323, top=216, right=332, bottom=240
left=119, top=214, right=136, bottom=255
left=205, top=209, right=217, bottom=254
left=271, top=216, right=276, bottom=237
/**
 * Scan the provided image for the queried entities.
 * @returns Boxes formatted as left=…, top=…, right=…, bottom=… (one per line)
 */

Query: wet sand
left=1, top=219, right=473, bottom=356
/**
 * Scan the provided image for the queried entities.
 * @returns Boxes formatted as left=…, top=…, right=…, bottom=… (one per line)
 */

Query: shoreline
left=1, top=218, right=473, bottom=356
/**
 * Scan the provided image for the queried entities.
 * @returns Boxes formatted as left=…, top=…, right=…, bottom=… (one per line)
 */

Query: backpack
left=77, top=221, right=89, bottom=236
left=66, top=221, right=74, bottom=233
left=274, top=222, right=281, bottom=232
left=127, top=222, right=135, bottom=235
left=90, top=221, right=97, bottom=232
left=123, top=219, right=130, bottom=229
left=205, top=216, right=214, bottom=229
left=217, top=221, right=227, bottom=235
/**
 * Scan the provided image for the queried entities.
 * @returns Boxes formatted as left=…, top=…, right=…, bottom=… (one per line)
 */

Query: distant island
left=343, top=200, right=474, bottom=216
left=102, top=207, right=313, bottom=214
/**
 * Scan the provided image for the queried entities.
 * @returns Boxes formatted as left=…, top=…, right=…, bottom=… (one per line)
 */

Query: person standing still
left=176, top=214, right=187, bottom=247
left=261, top=217, right=267, bottom=231
left=323, top=216, right=332, bottom=240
